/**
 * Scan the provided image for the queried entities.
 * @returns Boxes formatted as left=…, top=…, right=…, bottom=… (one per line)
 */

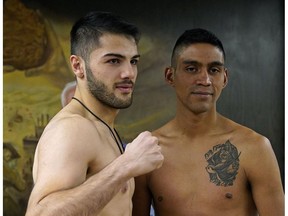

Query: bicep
left=29, top=125, right=89, bottom=205
left=132, top=174, right=152, bottom=216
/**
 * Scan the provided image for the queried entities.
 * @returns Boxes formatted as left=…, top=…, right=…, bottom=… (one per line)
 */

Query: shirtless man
left=132, top=28, right=284, bottom=216
left=25, top=11, right=163, bottom=216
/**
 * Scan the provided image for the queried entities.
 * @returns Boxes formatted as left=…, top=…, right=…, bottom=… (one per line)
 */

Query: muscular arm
left=27, top=155, right=133, bottom=216
left=244, top=136, right=284, bottom=216
left=25, top=118, right=163, bottom=216
left=27, top=157, right=129, bottom=216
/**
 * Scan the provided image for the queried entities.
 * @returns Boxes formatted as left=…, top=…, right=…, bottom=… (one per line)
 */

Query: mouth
left=191, top=91, right=214, bottom=100
left=192, top=91, right=213, bottom=96
left=115, top=81, right=134, bottom=94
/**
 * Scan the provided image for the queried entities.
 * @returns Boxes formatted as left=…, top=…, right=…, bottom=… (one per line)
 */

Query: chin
left=115, top=99, right=133, bottom=109
left=191, top=106, right=211, bottom=114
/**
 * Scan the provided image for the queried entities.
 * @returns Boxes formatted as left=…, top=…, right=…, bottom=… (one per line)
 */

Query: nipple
left=157, top=196, right=163, bottom=202
left=225, top=193, right=233, bottom=199
left=121, top=182, right=128, bottom=193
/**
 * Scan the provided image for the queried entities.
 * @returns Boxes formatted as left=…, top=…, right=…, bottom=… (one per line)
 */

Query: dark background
left=22, top=0, right=284, bottom=185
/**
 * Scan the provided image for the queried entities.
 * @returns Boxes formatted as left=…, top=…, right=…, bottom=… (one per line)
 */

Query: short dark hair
left=171, top=28, right=225, bottom=67
left=70, top=11, right=140, bottom=61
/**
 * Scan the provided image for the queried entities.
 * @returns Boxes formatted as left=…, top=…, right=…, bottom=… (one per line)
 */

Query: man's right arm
left=25, top=118, right=163, bottom=216
left=26, top=155, right=136, bottom=216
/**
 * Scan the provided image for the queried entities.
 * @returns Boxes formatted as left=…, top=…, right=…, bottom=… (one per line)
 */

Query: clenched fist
left=123, top=131, right=164, bottom=177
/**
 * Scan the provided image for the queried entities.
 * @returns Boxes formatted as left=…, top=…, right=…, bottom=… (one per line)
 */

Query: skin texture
left=132, top=43, right=284, bottom=216
left=25, top=34, right=164, bottom=216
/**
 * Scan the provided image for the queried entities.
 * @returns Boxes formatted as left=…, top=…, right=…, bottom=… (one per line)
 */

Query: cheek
left=174, top=77, right=189, bottom=89
left=213, top=84, right=225, bottom=100
left=214, top=78, right=226, bottom=89
left=175, top=73, right=193, bottom=84
left=174, top=81, right=192, bottom=97
left=133, top=69, right=138, bottom=80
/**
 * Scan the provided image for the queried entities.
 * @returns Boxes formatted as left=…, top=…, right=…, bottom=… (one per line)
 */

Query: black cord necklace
left=72, top=97, right=124, bottom=154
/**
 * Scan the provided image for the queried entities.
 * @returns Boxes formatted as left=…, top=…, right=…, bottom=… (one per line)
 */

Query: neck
left=174, top=108, right=219, bottom=135
left=72, top=96, right=124, bottom=154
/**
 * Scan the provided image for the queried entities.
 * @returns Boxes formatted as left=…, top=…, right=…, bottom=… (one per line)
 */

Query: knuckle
left=143, top=131, right=151, bottom=136
left=151, top=136, right=158, bottom=143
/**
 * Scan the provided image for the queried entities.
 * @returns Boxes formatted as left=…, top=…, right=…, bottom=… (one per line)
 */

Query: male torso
left=149, top=116, right=258, bottom=216
left=32, top=105, right=135, bottom=216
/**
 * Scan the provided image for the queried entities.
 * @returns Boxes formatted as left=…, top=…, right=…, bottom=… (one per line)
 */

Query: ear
left=165, top=67, right=175, bottom=86
left=70, top=55, right=85, bottom=79
left=222, top=68, right=229, bottom=88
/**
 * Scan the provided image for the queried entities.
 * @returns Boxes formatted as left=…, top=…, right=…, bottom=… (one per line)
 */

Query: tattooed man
left=132, top=28, right=284, bottom=216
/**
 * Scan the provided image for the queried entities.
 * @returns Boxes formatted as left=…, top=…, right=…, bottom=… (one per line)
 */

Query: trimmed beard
left=86, top=65, right=133, bottom=109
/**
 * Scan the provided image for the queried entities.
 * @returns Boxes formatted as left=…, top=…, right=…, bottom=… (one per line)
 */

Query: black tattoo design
left=205, top=140, right=241, bottom=186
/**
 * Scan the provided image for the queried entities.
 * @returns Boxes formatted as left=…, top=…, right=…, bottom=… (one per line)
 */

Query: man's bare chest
left=148, top=139, right=250, bottom=214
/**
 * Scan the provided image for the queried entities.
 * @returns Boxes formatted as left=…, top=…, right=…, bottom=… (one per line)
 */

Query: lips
left=115, top=81, right=134, bottom=93
left=192, top=91, right=213, bottom=95
left=192, top=92, right=213, bottom=95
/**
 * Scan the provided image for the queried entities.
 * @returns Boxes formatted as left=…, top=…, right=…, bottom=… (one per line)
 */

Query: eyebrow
left=182, top=60, right=199, bottom=65
left=103, top=53, right=141, bottom=59
left=182, top=60, right=224, bottom=67
left=208, top=61, right=224, bottom=67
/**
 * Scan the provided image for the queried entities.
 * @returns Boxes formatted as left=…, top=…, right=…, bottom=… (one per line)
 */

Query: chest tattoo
left=204, top=140, right=241, bottom=186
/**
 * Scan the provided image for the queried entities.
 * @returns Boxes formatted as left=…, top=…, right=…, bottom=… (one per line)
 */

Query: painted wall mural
left=3, top=0, right=74, bottom=214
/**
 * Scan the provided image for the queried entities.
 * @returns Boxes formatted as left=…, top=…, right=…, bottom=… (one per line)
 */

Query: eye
left=108, top=59, right=120, bottom=64
left=186, top=66, right=198, bottom=73
left=130, top=59, right=139, bottom=65
left=209, top=67, right=221, bottom=74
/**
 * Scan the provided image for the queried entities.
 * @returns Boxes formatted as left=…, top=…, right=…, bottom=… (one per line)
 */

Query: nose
left=196, top=70, right=212, bottom=86
left=120, top=62, right=137, bottom=79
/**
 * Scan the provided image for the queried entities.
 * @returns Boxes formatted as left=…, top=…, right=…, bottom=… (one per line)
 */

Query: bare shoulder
left=152, top=120, right=174, bottom=138
left=38, top=111, right=99, bottom=154
left=223, top=118, right=278, bottom=171
left=34, top=108, right=102, bottom=181
left=45, top=107, right=98, bottom=135
left=226, top=117, right=271, bottom=149
left=42, top=106, right=101, bottom=142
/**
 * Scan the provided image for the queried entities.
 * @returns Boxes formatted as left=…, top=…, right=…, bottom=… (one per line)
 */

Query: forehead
left=178, top=43, right=224, bottom=64
left=90, top=33, right=138, bottom=59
